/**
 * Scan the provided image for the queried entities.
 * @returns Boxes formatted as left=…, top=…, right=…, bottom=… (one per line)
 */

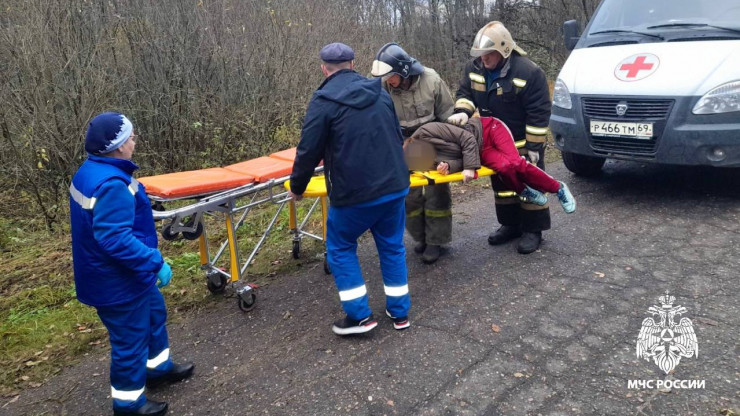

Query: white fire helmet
left=470, top=21, right=526, bottom=59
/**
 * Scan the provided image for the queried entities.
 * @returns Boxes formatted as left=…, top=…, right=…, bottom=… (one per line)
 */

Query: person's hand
left=462, top=169, right=476, bottom=183
left=156, top=262, right=172, bottom=288
left=446, top=113, right=469, bottom=126
left=288, top=190, right=303, bottom=201
left=436, top=162, right=450, bottom=175
left=527, top=150, right=540, bottom=165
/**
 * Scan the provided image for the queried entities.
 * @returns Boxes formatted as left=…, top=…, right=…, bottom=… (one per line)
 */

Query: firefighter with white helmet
left=449, top=21, right=553, bottom=254
left=371, top=42, right=456, bottom=264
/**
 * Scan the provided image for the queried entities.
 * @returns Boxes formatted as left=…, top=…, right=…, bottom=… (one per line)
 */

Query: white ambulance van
left=550, top=0, right=740, bottom=175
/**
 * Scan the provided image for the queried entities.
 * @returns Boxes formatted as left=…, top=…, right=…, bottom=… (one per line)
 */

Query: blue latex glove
left=156, top=263, right=172, bottom=288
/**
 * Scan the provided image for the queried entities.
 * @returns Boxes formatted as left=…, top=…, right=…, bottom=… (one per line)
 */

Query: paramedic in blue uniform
left=288, top=43, right=412, bottom=335
left=69, top=112, right=194, bottom=416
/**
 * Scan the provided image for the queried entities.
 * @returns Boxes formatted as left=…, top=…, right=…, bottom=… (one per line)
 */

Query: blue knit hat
left=85, top=112, right=134, bottom=155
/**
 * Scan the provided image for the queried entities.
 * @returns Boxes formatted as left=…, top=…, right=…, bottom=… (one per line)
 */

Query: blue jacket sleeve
left=92, top=179, right=164, bottom=273
left=290, top=98, right=329, bottom=195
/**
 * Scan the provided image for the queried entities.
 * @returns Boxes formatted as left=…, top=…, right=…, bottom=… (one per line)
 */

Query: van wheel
left=562, top=151, right=605, bottom=177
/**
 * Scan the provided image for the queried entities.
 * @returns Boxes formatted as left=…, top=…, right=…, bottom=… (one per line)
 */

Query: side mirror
left=563, top=20, right=580, bottom=51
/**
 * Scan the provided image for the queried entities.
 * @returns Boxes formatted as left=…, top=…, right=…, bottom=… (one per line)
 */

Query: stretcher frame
left=143, top=159, right=327, bottom=312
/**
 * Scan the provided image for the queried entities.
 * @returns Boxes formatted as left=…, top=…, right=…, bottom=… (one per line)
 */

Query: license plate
left=590, top=120, right=653, bottom=138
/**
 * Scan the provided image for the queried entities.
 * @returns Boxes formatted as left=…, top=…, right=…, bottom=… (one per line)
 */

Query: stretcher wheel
left=206, top=272, right=228, bottom=294
left=161, top=224, right=180, bottom=241
left=292, top=240, right=300, bottom=259
left=323, top=256, right=331, bottom=275
left=182, top=221, right=204, bottom=240
left=237, top=292, right=257, bottom=312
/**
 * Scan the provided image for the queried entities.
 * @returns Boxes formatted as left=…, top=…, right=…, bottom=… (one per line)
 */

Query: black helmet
left=371, top=43, right=425, bottom=79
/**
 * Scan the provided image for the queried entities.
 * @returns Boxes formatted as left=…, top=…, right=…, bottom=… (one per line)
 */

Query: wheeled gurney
left=139, top=147, right=497, bottom=312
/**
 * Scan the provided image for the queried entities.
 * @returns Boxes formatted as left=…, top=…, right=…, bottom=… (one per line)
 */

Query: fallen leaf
left=491, top=324, right=501, bottom=333
left=514, top=372, right=524, bottom=378
left=387, top=400, right=394, bottom=407
left=282, top=311, right=292, bottom=320
left=25, top=360, right=40, bottom=367
left=594, top=272, right=605, bottom=278
left=29, top=382, right=41, bottom=388
left=20, top=376, right=29, bottom=381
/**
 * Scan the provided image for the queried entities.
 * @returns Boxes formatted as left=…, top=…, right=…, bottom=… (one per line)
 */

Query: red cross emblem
left=614, top=53, right=660, bottom=82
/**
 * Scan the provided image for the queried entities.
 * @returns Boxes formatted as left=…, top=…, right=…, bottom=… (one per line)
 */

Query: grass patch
left=0, top=196, right=325, bottom=396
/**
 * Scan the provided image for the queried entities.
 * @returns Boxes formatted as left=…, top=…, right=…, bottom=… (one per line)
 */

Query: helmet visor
left=371, top=60, right=394, bottom=77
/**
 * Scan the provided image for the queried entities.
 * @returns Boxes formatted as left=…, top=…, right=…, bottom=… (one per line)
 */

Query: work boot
left=113, top=400, right=168, bottom=416
left=146, top=363, right=195, bottom=388
left=332, top=314, right=377, bottom=336
left=422, top=244, right=442, bottom=264
left=517, top=231, right=542, bottom=254
left=557, top=182, right=576, bottom=213
left=413, top=241, right=427, bottom=254
left=520, top=186, right=548, bottom=206
left=487, top=225, right=522, bottom=245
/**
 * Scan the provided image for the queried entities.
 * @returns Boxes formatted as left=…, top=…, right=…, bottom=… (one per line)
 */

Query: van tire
left=562, top=151, right=605, bottom=176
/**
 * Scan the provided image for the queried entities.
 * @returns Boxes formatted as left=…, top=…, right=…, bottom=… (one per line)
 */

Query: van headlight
left=692, top=80, right=740, bottom=114
left=552, top=79, right=572, bottom=110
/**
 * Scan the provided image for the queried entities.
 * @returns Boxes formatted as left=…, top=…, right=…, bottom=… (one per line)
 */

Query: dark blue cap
left=319, top=42, right=355, bottom=63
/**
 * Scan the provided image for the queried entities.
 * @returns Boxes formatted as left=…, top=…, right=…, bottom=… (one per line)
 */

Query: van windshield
left=583, top=0, right=740, bottom=47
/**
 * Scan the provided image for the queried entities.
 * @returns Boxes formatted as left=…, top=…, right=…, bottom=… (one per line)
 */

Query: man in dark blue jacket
left=70, top=112, right=193, bottom=416
left=289, top=43, right=412, bottom=335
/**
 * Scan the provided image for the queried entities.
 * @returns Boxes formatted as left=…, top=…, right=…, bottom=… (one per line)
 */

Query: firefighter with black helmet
left=449, top=21, right=552, bottom=254
left=371, top=42, right=455, bottom=264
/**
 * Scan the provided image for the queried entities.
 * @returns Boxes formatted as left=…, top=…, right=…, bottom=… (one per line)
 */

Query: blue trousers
left=96, top=284, right=173, bottom=411
left=326, top=194, right=410, bottom=321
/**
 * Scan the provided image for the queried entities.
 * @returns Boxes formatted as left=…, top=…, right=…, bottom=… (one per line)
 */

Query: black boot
left=487, top=225, right=522, bottom=245
left=413, top=242, right=426, bottom=254
left=517, top=231, right=542, bottom=254
left=146, top=363, right=195, bottom=388
left=422, top=244, right=441, bottom=264
left=113, top=400, right=168, bottom=416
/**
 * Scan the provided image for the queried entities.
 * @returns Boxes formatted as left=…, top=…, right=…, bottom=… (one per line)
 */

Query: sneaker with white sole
left=385, top=310, right=410, bottom=330
left=331, top=314, right=377, bottom=336
left=556, top=182, right=576, bottom=213
left=520, top=186, right=548, bottom=206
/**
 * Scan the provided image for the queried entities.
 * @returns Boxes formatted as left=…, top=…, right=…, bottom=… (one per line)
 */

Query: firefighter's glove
left=446, top=112, right=469, bottom=126
left=527, top=150, right=540, bottom=165
left=462, top=169, right=476, bottom=183
left=156, top=262, right=172, bottom=288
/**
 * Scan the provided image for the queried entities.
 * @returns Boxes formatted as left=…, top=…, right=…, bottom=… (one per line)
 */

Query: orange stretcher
left=139, top=149, right=324, bottom=312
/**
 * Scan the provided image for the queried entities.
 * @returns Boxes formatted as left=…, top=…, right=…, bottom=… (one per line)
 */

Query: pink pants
left=480, top=118, right=560, bottom=194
